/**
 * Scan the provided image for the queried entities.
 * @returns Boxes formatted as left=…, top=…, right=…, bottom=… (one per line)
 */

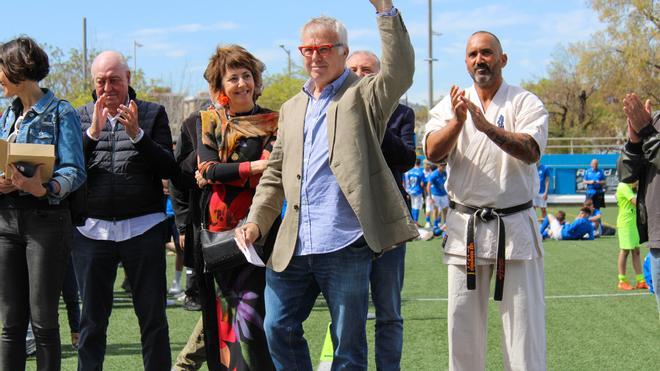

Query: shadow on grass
left=100, top=342, right=189, bottom=356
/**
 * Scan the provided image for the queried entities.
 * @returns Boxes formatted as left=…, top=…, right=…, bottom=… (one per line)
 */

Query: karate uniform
left=424, top=81, right=548, bottom=371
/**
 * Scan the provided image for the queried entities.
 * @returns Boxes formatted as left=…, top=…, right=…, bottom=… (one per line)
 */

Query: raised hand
left=369, top=0, right=393, bottom=12
left=90, top=94, right=109, bottom=139
left=117, top=100, right=140, bottom=139
left=623, top=93, right=652, bottom=133
left=461, top=96, right=491, bottom=132
left=450, top=85, right=467, bottom=125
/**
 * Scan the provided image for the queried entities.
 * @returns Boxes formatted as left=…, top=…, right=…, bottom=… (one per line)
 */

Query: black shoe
left=183, top=296, right=202, bottom=311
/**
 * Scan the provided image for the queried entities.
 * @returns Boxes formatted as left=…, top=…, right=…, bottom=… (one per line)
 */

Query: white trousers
left=447, top=258, right=546, bottom=371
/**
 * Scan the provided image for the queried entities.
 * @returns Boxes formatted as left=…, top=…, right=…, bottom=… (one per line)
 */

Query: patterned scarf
left=199, top=107, right=279, bottom=164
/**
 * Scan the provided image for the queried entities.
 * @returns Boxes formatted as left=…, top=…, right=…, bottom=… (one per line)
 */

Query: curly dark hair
left=0, top=36, right=49, bottom=83
left=204, top=45, right=265, bottom=100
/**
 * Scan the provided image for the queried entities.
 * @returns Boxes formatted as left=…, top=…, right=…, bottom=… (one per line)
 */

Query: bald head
left=468, top=31, right=503, bottom=54
left=91, top=51, right=129, bottom=76
left=91, top=51, right=131, bottom=114
left=346, top=50, right=380, bottom=77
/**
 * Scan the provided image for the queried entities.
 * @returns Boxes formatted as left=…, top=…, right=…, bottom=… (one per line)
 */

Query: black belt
left=449, top=200, right=533, bottom=301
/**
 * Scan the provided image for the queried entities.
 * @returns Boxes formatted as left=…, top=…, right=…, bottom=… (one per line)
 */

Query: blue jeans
left=370, top=245, right=405, bottom=371
left=264, top=243, right=373, bottom=371
left=72, top=221, right=171, bottom=371
left=651, top=248, right=660, bottom=312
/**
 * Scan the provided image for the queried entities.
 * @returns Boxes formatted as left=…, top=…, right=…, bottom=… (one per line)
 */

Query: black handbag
left=200, top=218, right=262, bottom=272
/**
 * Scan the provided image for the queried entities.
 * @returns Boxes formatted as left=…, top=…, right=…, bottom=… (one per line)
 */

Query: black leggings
left=0, top=208, right=71, bottom=371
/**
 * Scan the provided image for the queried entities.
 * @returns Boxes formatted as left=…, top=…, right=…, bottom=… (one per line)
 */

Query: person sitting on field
left=539, top=210, right=566, bottom=239
left=546, top=207, right=595, bottom=240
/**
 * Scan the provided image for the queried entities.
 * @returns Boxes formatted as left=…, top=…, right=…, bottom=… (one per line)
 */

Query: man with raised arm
left=346, top=49, right=416, bottom=371
left=424, top=31, right=548, bottom=370
left=235, top=1, right=418, bottom=369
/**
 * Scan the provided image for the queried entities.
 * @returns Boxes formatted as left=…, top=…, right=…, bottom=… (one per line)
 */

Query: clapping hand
left=90, top=94, right=109, bottom=139
left=461, top=96, right=491, bottom=132
left=117, top=100, right=140, bottom=139
left=450, top=85, right=467, bottom=126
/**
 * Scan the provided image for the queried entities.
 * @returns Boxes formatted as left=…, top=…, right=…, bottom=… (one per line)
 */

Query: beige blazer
left=247, top=13, right=419, bottom=272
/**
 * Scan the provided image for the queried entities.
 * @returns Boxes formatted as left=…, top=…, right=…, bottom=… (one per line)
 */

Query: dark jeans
left=72, top=221, right=171, bottom=371
left=370, top=245, right=406, bottom=371
left=62, top=253, right=81, bottom=333
left=0, top=208, right=71, bottom=371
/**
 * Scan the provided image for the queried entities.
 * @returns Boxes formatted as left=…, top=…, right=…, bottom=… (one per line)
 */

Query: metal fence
left=545, top=137, right=626, bottom=154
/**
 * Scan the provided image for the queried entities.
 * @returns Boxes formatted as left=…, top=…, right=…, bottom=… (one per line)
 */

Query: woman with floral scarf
left=194, top=45, right=278, bottom=370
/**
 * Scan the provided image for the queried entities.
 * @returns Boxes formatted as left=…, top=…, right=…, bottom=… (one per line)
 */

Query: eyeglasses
left=298, top=43, right=344, bottom=57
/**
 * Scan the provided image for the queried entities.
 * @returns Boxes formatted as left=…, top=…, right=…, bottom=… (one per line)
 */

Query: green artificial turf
left=25, top=206, right=659, bottom=370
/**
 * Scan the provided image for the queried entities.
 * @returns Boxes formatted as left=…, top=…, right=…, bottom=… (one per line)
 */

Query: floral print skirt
left=212, top=264, right=273, bottom=371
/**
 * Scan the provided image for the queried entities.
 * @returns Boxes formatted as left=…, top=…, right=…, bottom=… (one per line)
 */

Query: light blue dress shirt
left=295, top=68, right=364, bottom=256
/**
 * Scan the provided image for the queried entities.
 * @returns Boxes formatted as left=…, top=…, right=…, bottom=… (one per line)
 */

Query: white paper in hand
left=234, top=238, right=265, bottom=267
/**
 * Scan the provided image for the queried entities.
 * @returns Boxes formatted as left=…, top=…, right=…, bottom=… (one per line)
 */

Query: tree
left=587, top=0, right=659, bottom=101
left=259, top=68, right=307, bottom=112
left=524, top=0, right=658, bottom=142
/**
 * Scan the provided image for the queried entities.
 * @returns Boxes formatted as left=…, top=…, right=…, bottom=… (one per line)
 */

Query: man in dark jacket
left=618, top=92, right=659, bottom=318
left=72, top=51, right=178, bottom=371
left=347, top=50, right=416, bottom=371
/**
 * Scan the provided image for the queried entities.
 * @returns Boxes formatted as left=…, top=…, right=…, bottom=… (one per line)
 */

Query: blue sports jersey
left=427, top=169, right=447, bottom=196
left=584, top=168, right=605, bottom=196
left=561, top=217, right=594, bottom=240
left=538, top=165, right=550, bottom=194
left=404, top=167, right=425, bottom=196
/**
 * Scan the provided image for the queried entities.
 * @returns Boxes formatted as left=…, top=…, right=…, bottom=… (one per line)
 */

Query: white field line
left=406, top=292, right=650, bottom=302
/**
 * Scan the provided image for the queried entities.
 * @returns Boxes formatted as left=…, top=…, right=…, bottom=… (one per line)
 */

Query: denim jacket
left=0, top=89, right=86, bottom=204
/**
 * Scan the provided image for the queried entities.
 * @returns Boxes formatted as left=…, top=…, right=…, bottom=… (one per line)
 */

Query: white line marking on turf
left=407, top=292, right=649, bottom=302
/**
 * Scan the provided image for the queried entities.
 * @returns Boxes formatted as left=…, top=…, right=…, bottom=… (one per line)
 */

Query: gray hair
left=300, top=16, right=348, bottom=49
left=347, top=50, right=380, bottom=69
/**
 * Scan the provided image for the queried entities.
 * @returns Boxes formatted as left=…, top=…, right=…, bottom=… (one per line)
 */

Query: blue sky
left=2, top=0, right=603, bottom=106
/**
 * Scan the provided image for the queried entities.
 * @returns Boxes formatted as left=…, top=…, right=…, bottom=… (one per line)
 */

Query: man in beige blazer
left=235, top=0, right=417, bottom=369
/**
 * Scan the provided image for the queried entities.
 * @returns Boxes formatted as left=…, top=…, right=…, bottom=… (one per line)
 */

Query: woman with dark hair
left=195, top=44, right=277, bottom=370
left=0, top=36, right=85, bottom=370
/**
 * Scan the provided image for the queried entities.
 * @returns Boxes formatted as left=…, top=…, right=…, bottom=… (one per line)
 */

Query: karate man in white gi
left=424, top=31, right=548, bottom=371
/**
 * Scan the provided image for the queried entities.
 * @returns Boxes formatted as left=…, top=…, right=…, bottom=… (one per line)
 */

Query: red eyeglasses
left=298, top=43, right=345, bottom=57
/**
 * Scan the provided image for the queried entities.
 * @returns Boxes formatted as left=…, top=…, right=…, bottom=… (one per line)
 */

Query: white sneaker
left=168, top=282, right=182, bottom=295
left=424, top=222, right=431, bottom=228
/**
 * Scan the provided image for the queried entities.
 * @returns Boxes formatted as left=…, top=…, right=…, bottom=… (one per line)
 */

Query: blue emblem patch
left=497, top=115, right=504, bottom=128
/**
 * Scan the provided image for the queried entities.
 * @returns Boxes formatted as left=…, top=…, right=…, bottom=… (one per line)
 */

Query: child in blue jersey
left=426, top=163, right=449, bottom=228
left=583, top=199, right=603, bottom=237
left=404, top=159, right=425, bottom=226
left=534, top=163, right=551, bottom=218
left=539, top=210, right=566, bottom=239
left=546, top=207, right=595, bottom=240
left=422, top=161, right=434, bottom=227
